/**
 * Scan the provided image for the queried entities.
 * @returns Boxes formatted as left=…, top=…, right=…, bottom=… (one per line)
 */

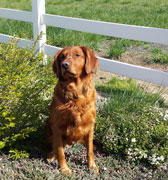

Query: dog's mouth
left=67, top=69, right=75, bottom=75
left=62, top=68, right=76, bottom=77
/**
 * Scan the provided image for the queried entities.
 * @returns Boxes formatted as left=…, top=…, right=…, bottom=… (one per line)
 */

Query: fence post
left=32, top=0, right=46, bottom=55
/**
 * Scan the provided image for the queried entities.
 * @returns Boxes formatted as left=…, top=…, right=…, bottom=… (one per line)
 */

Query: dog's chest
left=58, top=101, right=95, bottom=144
left=63, top=83, right=87, bottom=101
left=64, top=124, right=87, bottom=143
left=60, top=102, right=91, bottom=129
left=55, top=81, right=96, bottom=144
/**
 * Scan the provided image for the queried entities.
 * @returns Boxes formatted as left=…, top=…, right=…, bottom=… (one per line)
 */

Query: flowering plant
left=95, top=78, right=168, bottom=168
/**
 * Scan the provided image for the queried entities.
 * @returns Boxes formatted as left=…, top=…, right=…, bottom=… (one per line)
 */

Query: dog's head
left=53, top=46, right=98, bottom=79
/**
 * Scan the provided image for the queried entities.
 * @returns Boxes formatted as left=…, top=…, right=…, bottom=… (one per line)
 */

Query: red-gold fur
left=46, top=46, right=99, bottom=174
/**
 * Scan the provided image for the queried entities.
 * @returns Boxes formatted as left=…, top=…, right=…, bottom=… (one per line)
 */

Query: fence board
left=0, top=33, right=33, bottom=48
left=43, top=14, right=168, bottom=45
left=0, top=8, right=32, bottom=22
left=44, top=44, right=62, bottom=56
left=99, top=57, right=168, bottom=87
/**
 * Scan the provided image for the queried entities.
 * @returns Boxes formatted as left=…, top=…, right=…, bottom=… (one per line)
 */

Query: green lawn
left=0, top=0, right=168, bottom=49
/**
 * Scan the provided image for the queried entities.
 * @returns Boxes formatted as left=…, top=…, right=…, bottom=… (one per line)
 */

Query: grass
left=148, top=48, right=168, bottom=64
left=1, top=0, right=168, bottom=28
left=107, top=39, right=134, bottom=59
left=0, top=144, right=168, bottom=180
left=1, top=0, right=168, bottom=51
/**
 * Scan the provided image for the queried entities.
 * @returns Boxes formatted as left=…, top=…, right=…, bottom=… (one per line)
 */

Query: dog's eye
left=75, top=54, right=80, bottom=57
left=61, top=54, right=66, bottom=59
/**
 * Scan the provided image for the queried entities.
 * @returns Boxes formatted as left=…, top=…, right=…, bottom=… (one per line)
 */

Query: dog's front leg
left=53, top=135, right=72, bottom=174
left=85, top=129, right=99, bottom=174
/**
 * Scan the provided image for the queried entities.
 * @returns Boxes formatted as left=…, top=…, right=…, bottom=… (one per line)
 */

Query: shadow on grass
left=2, top=125, right=47, bottom=160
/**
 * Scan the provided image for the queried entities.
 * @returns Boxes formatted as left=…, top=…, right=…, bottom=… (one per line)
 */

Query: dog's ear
left=81, top=46, right=99, bottom=74
left=53, top=50, right=62, bottom=78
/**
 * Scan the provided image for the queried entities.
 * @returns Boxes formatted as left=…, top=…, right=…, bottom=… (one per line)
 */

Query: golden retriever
left=46, top=46, right=99, bottom=174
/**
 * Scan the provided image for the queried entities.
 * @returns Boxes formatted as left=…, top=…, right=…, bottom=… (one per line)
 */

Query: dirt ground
left=94, top=42, right=168, bottom=102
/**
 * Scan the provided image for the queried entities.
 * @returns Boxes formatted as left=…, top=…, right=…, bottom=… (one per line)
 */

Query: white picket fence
left=0, top=0, right=168, bottom=86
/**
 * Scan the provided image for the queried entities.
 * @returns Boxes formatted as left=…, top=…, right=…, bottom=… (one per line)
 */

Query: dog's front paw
left=60, top=167, right=72, bottom=175
left=89, top=163, right=99, bottom=175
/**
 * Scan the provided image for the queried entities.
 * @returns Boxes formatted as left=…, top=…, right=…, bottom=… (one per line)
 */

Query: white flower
left=152, top=157, right=157, bottom=163
left=143, top=154, right=147, bottom=158
left=164, top=114, right=168, bottom=120
left=126, top=138, right=128, bottom=141
left=131, top=138, right=136, bottom=143
left=161, top=165, right=167, bottom=170
left=152, top=153, right=157, bottom=157
left=159, top=112, right=164, bottom=117
left=159, top=155, right=164, bottom=161
left=104, top=167, right=107, bottom=171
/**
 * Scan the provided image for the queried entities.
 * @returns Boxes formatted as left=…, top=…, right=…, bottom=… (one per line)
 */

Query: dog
left=46, top=46, right=99, bottom=174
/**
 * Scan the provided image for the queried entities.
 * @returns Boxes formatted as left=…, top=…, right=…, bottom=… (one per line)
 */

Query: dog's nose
left=62, top=62, right=70, bottom=69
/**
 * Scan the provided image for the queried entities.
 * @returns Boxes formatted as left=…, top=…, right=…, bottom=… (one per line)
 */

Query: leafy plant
left=108, top=39, right=133, bottom=59
left=0, top=38, right=55, bottom=157
left=149, top=48, right=168, bottom=64
left=9, top=149, right=29, bottom=159
left=95, top=77, right=168, bottom=167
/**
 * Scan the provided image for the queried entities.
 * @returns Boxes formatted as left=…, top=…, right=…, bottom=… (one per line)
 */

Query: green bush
left=0, top=38, right=55, bottom=156
left=95, top=78, right=168, bottom=167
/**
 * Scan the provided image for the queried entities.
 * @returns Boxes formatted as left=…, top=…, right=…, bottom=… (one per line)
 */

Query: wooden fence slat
left=99, top=57, right=168, bottom=87
left=0, top=33, right=33, bottom=48
left=43, top=14, right=168, bottom=45
left=0, top=8, right=32, bottom=22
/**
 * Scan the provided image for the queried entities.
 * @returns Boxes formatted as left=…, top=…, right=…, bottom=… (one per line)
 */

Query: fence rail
left=43, top=14, right=168, bottom=45
left=0, top=0, right=168, bottom=86
left=0, top=8, right=32, bottom=22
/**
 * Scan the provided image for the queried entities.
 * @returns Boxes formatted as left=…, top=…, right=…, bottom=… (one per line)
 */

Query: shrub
left=95, top=77, right=168, bottom=167
left=0, top=38, right=55, bottom=156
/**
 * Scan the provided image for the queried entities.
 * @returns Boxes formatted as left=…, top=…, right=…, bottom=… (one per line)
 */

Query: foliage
left=95, top=77, right=168, bottom=167
left=107, top=39, right=133, bottom=59
left=149, top=48, right=168, bottom=64
left=9, top=149, right=29, bottom=159
left=0, top=38, right=55, bottom=156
